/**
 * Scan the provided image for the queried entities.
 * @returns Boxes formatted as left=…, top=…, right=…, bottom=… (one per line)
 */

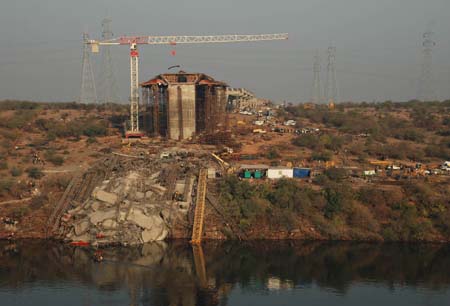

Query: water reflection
left=0, top=240, right=449, bottom=305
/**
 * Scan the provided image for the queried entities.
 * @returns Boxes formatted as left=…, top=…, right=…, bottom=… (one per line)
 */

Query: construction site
left=1, top=28, right=450, bottom=247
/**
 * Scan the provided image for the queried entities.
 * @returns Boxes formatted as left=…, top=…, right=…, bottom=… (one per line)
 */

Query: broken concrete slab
left=89, top=209, right=116, bottom=225
left=127, top=208, right=157, bottom=229
left=74, top=220, right=90, bottom=236
left=102, top=219, right=118, bottom=230
left=156, top=228, right=168, bottom=241
left=135, top=191, right=145, bottom=201
left=141, top=227, right=164, bottom=243
left=91, top=201, right=101, bottom=211
left=93, top=190, right=118, bottom=205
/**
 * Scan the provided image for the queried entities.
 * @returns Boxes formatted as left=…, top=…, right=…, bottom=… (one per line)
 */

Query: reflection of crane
left=85, top=33, right=288, bottom=137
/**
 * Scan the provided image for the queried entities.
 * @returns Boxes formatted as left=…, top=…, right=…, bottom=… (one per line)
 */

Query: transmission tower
left=325, top=46, right=338, bottom=105
left=417, top=29, right=436, bottom=101
left=311, top=50, right=322, bottom=104
left=80, top=33, right=98, bottom=104
left=98, top=18, right=121, bottom=104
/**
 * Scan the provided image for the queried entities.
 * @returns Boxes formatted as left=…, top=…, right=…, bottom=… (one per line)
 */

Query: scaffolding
left=191, top=168, right=207, bottom=244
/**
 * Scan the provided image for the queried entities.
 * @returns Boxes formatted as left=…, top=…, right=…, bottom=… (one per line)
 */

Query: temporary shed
left=239, top=164, right=269, bottom=179
left=267, top=167, right=293, bottom=179
left=293, top=168, right=311, bottom=178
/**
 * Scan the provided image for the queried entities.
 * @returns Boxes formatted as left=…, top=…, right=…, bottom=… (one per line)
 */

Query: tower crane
left=86, top=33, right=288, bottom=137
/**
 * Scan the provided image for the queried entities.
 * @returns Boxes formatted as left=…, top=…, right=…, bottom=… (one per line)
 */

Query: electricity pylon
left=98, top=18, right=121, bottom=104
left=79, top=33, right=97, bottom=104
left=325, top=46, right=338, bottom=105
left=417, top=28, right=436, bottom=101
left=311, top=50, right=322, bottom=104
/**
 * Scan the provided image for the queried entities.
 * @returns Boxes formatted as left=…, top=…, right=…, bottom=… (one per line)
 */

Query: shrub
left=0, top=161, right=8, bottom=170
left=27, top=167, right=44, bottom=179
left=11, top=207, right=30, bottom=219
left=30, top=195, right=48, bottom=210
left=323, top=168, right=348, bottom=181
left=0, top=179, right=13, bottom=196
left=292, top=134, right=320, bottom=150
left=44, top=150, right=64, bottom=166
left=10, top=167, right=22, bottom=177
left=86, top=136, right=97, bottom=144
left=266, top=147, right=280, bottom=159
left=1, top=110, right=36, bottom=129
left=311, top=150, right=332, bottom=161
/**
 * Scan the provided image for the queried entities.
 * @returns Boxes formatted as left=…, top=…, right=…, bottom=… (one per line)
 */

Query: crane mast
left=87, top=33, right=288, bottom=137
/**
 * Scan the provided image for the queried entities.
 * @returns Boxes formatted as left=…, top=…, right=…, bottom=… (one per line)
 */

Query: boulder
left=74, top=220, right=90, bottom=236
left=89, top=209, right=116, bottom=225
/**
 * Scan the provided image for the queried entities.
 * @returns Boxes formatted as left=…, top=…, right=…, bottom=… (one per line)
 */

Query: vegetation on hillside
left=218, top=172, right=450, bottom=242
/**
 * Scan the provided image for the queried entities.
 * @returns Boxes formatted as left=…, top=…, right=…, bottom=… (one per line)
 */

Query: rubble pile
left=61, top=150, right=203, bottom=246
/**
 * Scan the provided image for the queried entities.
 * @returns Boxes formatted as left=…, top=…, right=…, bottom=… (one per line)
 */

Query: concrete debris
left=59, top=149, right=204, bottom=246
left=91, top=201, right=101, bottom=211
left=74, top=220, right=90, bottom=236
left=90, top=209, right=116, bottom=225
left=93, top=189, right=118, bottom=205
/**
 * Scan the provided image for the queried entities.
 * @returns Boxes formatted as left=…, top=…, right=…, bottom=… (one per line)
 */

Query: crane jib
left=114, top=34, right=288, bottom=45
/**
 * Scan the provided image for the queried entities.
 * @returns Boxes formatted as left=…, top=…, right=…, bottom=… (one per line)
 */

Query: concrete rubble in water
left=64, top=168, right=192, bottom=246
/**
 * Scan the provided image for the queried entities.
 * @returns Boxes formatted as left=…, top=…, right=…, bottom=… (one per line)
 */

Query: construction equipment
left=191, top=168, right=208, bottom=244
left=85, top=33, right=288, bottom=138
left=211, top=153, right=236, bottom=174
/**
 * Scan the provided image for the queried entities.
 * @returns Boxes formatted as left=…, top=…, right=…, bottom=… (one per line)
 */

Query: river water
left=0, top=240, right=449, bottom=306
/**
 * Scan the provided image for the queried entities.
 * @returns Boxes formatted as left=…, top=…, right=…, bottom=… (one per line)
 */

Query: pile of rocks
left=64, top=168, right=193, bottom=246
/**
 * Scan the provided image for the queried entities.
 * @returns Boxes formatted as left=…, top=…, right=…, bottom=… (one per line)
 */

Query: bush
left=0, top=179, right=13, bottom=196
left=311, top=150, right=332, bottom=161
left=86, top=136, right=97, bottom=144
left=266, top=147, right=280, bottom=160
left=27, top=167, right=44, bottom=179
left=323, top=168, right=348, bottom=181
left=0, top=110, right=36, bottom=129
left=11, top=207, right=30, bottom=219
left=30, top=195, right=48, bottom=210
left=0, top=161, right=8, bottom=170
left=44, top=150, right=64, bottom=166
left=292, top=134, right=320, bottom=150
left=10, top=167, right=22, bottom=177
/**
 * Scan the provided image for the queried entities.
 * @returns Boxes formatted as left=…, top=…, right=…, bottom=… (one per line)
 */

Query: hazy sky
left=0, top=0, right=449, bottom=103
